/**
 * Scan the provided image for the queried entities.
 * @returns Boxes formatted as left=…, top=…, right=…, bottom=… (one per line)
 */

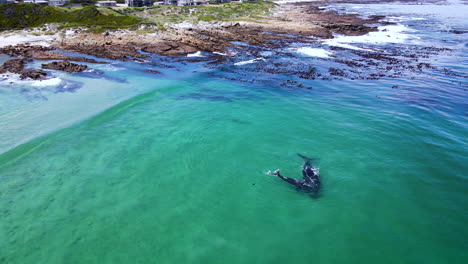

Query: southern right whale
left=268, top=154, right=320, bottom=194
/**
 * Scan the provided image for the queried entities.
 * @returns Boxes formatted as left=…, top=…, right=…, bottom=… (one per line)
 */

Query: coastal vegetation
left=120, top=1, right=275, bottom=24
left=0, top=3, right=141, bottom=31
left=0, top=2, right=274, bottom=32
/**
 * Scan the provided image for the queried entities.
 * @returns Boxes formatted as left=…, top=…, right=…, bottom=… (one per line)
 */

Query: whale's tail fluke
left=297, top=154, right=319, bottom=165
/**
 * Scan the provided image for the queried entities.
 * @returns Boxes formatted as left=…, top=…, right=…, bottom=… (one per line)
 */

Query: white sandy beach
left=0, top=29, right=73, bottom=47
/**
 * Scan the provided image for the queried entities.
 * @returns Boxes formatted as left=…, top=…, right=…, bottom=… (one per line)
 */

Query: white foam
left=294, top=47, right=333, bottom=58
left=30, top=77, right=62, bottom=87
left=187, top=51, right=204, bottom=57
left=386, top=16, right=426, bottom=23
left=324, top=24, right=419, bottom=50
left=0, top=73, right=62, bottom=87
left=213, top=52, right=228, bottom=56
left=234, top=58, right=266, bottom=66
left=98, top=64, right=124, bottom=71
left=135, top=59, right=151, bottom=64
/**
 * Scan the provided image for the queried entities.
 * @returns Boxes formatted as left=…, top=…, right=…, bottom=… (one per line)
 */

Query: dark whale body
left=272, top=154, right=320, bottom=194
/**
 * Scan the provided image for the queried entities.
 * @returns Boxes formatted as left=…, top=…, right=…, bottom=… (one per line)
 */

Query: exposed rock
left=0, top=58, right=47, bottom=80
left=53, top=2, right=390, bottom=61
left=0, top=44, right=107, bottom=63
left=448, top=29, right=467, bottom=34
left=41, top=60, right=88, bottom=73
left=61, top=42, right=148, bottom=61
left=141, top=42, right=198, bottom=56
left=324, top=24, right=378, bottom=36
left=0, top=59, right=28, bottom=74
left=19, top=69, right=47, bottom=80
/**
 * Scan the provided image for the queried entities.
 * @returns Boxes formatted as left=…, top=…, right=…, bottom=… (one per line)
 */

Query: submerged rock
left=42, top=61, right=88, bottom=73
left=144, top=69, right=162, bottom=74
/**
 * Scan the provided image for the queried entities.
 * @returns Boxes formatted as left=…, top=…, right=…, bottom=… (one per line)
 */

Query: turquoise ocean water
left=0, top=2, right=467, bottom=263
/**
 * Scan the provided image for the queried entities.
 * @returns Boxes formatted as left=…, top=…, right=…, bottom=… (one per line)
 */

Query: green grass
left=0, top=4, right=141, bottom=31
left=0, top=2, right=274, bottom=32
left=120, top=1, right=275, bottom=25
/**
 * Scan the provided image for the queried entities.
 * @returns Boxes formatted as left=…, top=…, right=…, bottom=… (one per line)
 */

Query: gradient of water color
left=0, top=2, right=467, bottom=264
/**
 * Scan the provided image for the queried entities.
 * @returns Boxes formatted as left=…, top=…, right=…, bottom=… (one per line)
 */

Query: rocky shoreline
left=54, top=3, right=384, bottom=60
left=0, top=1, right=461, bottom=83
left=0, top=2, right=385, bottom=78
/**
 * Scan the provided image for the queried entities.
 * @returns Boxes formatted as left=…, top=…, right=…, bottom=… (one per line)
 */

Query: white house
left=21, top=0, right=49, bottom=5
left=48, top=0, right=68, bottom=6
left=164, top=0, right=194, bottom=6
left=34, top=0, right=49, bottom=5
left=96, top=0, right=117, bottom=6
left=125, top=0, right=152, bottom=7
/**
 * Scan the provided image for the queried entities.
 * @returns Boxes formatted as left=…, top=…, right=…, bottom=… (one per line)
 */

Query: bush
left=0, top=4, right=141, bottom=30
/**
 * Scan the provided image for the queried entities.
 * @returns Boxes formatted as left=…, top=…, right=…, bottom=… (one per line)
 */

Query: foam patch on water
left=294, top=47, right=334, bottom=58
left=234, top=58, right=266, bottom=66
left=325, top=24, right=419, bottom=50
left=98, top=64, right=124, bottom=72
left=387, top=16, right=427, bottom=23
left=30, top=77, right=62, bottom=87
left=187, top=51, right=204, bottom=58
left=213, top=52, right=228, bottom=56
left=0, top=73, right=62, bottom=87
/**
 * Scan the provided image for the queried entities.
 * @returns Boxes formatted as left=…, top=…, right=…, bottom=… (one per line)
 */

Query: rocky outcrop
left=324, top=24, right=378, bottom=36
left=19, top=69, right=47, bottom=80
left=61, top=42, right=149, bottom=61
left=0, top=44, right=107, bottom=63
left=41, top=60, right=88, bottom=73
left=0, top=59, right=27, bottom=74
left=141, top=42, right=198, bottom=56
left=0, top=58, right=48, bottom=80
left=53, top=2, right=388, bottom=62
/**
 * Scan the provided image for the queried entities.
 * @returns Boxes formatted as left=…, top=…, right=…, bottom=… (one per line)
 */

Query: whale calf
left=269, top=154, right=320, bottom=194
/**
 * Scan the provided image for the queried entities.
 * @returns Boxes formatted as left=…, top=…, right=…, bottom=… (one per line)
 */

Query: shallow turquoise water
left=1, top=2, right=467, bottom=264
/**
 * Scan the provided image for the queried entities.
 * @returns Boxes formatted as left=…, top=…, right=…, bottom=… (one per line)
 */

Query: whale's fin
left=297, top=154, right=319, bottom=164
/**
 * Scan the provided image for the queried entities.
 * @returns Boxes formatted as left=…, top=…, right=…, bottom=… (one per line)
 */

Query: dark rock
left=0, top=59, right=27, bottom=74
left=19, top=69, right=47, bottom=80
left=0, top=44, right=107, bottom=64
left=142, top=42, right=198, bottom=56
left=448, top=30, right=466, bottom=34
left=62, top=43, right=148, bottom=61
left=144, top=69, right=162, bottom=74
left=324, top=24, right=378, bottom=36
left=329, top=67, right=346, bottom=77
left=41, top=60, right=88, bottom=73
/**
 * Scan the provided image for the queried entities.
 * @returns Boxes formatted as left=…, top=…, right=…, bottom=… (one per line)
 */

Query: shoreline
left=0, top=1, right=459, bottom=82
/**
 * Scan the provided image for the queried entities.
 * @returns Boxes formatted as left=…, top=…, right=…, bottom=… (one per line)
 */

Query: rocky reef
left=0, top=44, right=106, bottom=63
left=42, top=61, right=88, bottom=73
left=54, top=3, right=385, bottom=61
left=0, top=58, right=47, bottom=80
left=0, top=1, right=459, bottom=84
